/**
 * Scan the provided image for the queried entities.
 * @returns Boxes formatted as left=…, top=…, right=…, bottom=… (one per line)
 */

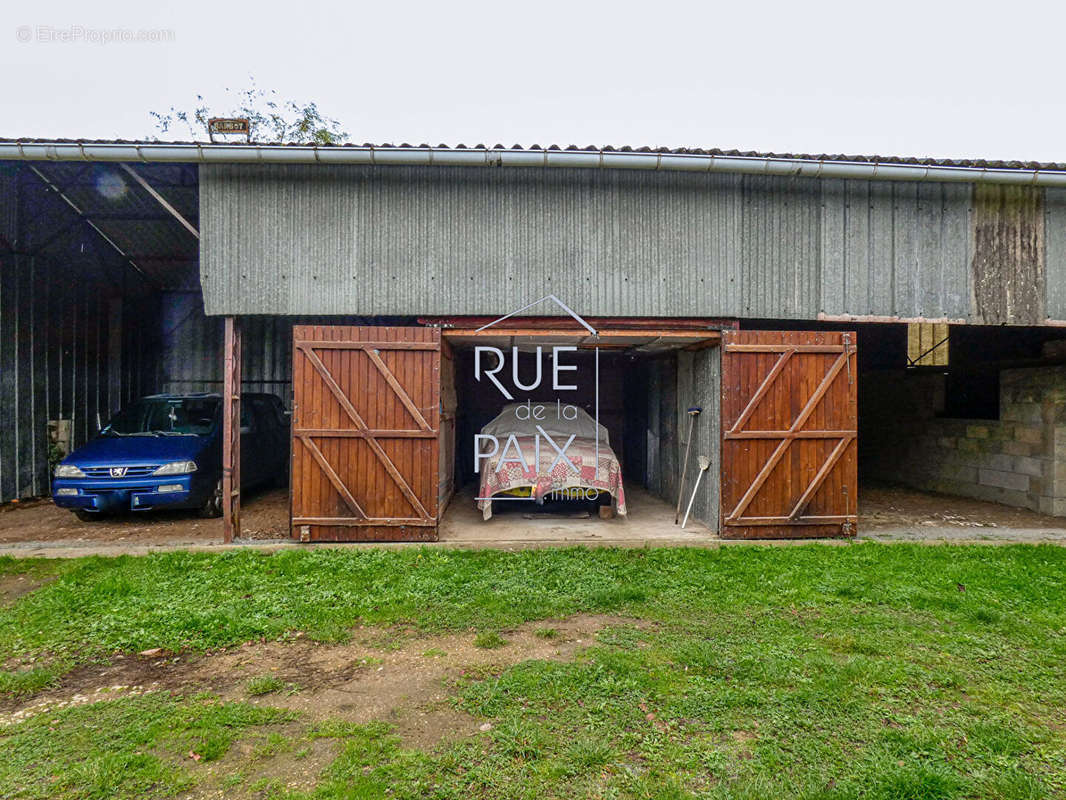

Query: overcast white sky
left=3, top=0, right=1062, bottom=162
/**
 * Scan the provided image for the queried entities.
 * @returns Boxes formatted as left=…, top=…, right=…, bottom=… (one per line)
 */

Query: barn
left=3, top=140, right=1066, bottom=543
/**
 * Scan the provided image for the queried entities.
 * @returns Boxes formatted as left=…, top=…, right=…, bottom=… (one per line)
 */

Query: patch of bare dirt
left=0, top=486, right=288, bottom=547
left=0, top=614, right=647, bottom=751
left=0, top=573, right=51, bottom=605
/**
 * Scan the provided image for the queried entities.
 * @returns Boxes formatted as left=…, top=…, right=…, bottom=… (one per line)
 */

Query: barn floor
left=436, top=485, right=713, bottom=547
left=1, top=482, right=1065, bottom=557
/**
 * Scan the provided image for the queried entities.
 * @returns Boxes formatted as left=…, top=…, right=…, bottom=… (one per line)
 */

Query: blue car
left=52, top=393, right=289, bottom=521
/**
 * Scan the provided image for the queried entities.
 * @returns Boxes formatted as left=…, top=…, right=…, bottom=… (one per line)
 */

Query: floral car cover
left=477, top=435, right=627, bottom=520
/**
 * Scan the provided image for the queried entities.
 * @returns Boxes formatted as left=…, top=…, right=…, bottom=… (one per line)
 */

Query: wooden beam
left=724, top=344, right=845, bottom=353
left=295, top=429, right=437, bottom=438
left=118, top=163, right=200, bottom=240
left=292, top=517, right=436, bottom=527
left=725, top=430, right=855, bottom=439
left=443, top=328, right=722, bottom=340
left=222, top=316, right=241, bottom=543
left=294, top=340, right=440, bottom=351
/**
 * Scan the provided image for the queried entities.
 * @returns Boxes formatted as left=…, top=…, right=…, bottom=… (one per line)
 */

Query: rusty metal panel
left=971, top=185, right=1046, bottom=325
left=720, top=330, right=857, bottom=539
left=290, top=325, right=441, bottom=542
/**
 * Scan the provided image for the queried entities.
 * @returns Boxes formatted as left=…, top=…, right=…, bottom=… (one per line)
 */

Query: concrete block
left=1014, top=456, right=1046, bottom=478
left=937, top=436, right=956, bottom=449
left=987, top=424, right=1014, bottom=441
left=987, top=453, right=1015, bottom=472
left=978, top=468, right=1030, bottom=492
left=1015, top=426, right=1044, bottom=445
left=1003, top=403, right=1043, bottom=424
left=966, top=425, right=990, bottom=439
left=963, top=482, right=1032, bottom=509
left=1002, top=440, right=1033, bottom=457
left=958, top=438, right=979, bottom=453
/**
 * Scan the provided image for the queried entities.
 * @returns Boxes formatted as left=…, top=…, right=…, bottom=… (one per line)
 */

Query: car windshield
left=102, top=398, right=220, bottom=436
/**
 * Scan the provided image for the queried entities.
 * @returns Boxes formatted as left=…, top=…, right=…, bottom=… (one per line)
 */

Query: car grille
left=82, top=465, right=160, bottom=478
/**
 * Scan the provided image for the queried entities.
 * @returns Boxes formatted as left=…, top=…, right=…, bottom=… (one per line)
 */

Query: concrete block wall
left=862, top=366, right=1066, bottom=516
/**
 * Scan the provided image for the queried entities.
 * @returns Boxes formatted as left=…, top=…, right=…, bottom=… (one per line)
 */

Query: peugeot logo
left=109, top=467, right=128, bottom=477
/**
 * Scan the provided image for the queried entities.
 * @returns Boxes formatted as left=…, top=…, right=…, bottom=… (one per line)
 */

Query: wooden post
left=222, top=316, right=241, bottom=542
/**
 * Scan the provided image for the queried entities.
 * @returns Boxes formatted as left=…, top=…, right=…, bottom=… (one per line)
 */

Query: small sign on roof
left=208, top=118, right=250, bottom=141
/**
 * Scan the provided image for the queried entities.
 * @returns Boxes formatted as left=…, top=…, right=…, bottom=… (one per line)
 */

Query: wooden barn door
left=721, top=330, right=857, bottom=539
left=291, top=326, right=441, bottom=542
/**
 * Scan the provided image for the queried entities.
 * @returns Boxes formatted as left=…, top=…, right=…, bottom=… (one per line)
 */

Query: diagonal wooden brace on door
left=364, top=347, right=433, bottom=432
left=788, top=434, right=855, bottom=521
left=726, top=347, right=794, bottom=436
left=296, top=434, right=368, bottom=519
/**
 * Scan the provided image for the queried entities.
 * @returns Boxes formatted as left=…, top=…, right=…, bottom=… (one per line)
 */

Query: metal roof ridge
left=2, top=140, right=1066, bottom=186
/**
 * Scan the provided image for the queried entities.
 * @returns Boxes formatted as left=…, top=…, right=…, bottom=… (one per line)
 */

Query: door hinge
left=842, top=333, right=853, bottom=384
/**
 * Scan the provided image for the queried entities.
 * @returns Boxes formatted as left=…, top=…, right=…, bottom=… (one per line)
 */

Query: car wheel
left=199, top=479, right=223, bottom=518
left=73, top=509, right=103, bottom=522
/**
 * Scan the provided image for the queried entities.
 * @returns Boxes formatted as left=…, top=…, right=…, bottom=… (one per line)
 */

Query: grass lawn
left=0, top=543, right=1064, bottom=799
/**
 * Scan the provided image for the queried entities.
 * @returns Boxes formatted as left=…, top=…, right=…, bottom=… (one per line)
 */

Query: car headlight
left=153, top=460, right=198, bottom=476
left=54, top=464, right=86, bottom=478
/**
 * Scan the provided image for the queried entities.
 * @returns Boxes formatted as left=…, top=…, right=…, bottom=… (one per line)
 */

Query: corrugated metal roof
left=24, top=161, right=198, bottom=289
left=2, top=137, right=1065, bottom=172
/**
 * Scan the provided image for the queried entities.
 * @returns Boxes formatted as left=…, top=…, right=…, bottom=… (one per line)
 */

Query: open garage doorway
left=438, top=322, right=724, bottom=545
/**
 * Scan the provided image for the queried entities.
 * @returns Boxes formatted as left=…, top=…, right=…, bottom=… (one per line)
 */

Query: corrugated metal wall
left=677, top=348, right=721, bottom=529
left=202, top=164, right=1014, bottom=323
left=0, top=165, right=159, bottom=502
left=159, top=292, right=411, bottom=407
left=643, top=349, right=720, bottom=531
left=161, top=294, right=295, bottom=402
